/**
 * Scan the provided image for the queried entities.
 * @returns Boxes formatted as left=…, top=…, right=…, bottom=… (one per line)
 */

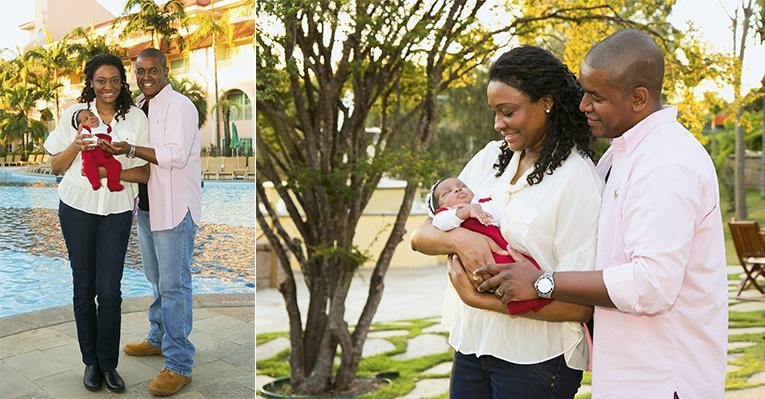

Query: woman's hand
left=447, top=255, right=508, bottom=314
left=73, top=124, right=97, bottom=152
left=448, top=228, right=508, bottom=291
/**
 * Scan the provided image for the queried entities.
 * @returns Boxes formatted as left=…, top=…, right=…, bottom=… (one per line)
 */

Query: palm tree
left=184, top=0, right=236, bottom=155
left=24, top=30, right=82, bottom=124
left=118, top=0, right=187, bottom=51
left=213, top=93, right=244, bottom=156
left=169, top=76, right=208, bottom=128
left=0, top=84, right=53, bottom=159
left=70, top=27, right=127, bottom=67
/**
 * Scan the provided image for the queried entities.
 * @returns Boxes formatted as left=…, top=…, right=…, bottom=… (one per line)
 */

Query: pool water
left=0, top=168, right=255, bottom=317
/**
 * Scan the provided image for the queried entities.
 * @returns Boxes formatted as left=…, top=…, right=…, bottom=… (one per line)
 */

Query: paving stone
left=195, top=315, right=252, bottom=337
left=729, top=327, right=765, bottom=336
left=398, top=377, right=449, bottom=399
left=3, top=350, right=69, bottom=380
left=213, top=306, right=256, bottom=322
left=172, top=391, right=210, bottom=399
left=0, top=362, right=38, bottom=398
left=256, top=337, right=289, bottom=361
left=725, top=385, right=765, bottom=398
left=189, top=359, right=249, bottom=388
left=116, top=354, right=165, bottom=385
left=363, top=338, right=396, bottom=357
left=728, top=353, right=744, bottom=363
left=368, top=329, right=409, bottom=338
left=40, top=341, right=86, bottom=372
left=35, top=370, right=98, bottom=398
left=198, top=379, right=255, bottom=398
left=728, top=342, right=757, bottom=350
left=15, top=328, right=74, bottom=351
left=727, top=364, right=742, bottom=372
left=392, top=334, right=450, bottom=360
left=256, top=373, right=276, bottom=392
left=422, top=323, right=448, bottom=334
left=422, top=361, right=452, bottom=375
left=729, top=301, right=765, bottom=312
left=747, top=371, right=765, bottom=384
left=0, top=334, right=34, bottom=359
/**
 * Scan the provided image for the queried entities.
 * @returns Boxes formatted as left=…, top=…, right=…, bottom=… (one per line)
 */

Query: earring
left=545, top=108, right=551, bottom=114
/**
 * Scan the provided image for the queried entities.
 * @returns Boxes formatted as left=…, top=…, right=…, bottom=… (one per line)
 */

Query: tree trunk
left=735, top=109, right=748, bottom=219
left=760, top=73, right=765, bottom=198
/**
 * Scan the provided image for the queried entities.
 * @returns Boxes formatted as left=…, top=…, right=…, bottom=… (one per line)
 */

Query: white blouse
left=443, top=140, right=603, bottom=370
left=44, top=104, right=149, bottom=216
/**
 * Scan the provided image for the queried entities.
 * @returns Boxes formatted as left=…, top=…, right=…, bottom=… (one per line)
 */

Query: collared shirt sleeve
left=603, top=165, right=705, bottom=315
left=154, top=97, right=199, bottom=170
left=44, top=106, right=81, bottom=155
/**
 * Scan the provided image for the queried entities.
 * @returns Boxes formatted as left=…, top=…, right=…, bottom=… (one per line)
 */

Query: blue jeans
left=137, top=210, right=197, bottom=376
left=58, top=201, right=132, bottom=371
left=450, top=351, right=582, bottom=399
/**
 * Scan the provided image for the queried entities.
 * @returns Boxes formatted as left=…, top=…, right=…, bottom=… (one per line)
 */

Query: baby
left=73, top=109, right=123, bottom=192
left=428, top=177, right=552, bottom=314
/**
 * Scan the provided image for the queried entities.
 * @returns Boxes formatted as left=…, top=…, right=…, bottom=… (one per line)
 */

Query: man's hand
left=99, top=140, right=130, bottom=155
left=476, top=247, right=543, bottom=305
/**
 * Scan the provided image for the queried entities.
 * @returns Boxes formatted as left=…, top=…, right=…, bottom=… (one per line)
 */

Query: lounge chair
left=217, top=157, right=239, bottom=180
left=12, top=154, right=26, bottom=166
left=202, top=156, right=223, bottom=180
left=244, top=156, right=255, bottom=180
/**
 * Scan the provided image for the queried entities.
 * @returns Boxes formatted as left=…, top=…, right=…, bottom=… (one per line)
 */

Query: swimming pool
left=0, top=168, right=255, bottom=317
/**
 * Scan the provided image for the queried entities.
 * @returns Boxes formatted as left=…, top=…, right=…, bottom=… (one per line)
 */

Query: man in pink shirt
left=477, top=30, right=728, bottom=398
left=102, top=48, right=202, bottom=397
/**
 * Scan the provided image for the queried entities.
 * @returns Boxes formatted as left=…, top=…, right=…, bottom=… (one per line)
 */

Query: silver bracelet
left=126, top=144, right=136, bottom=158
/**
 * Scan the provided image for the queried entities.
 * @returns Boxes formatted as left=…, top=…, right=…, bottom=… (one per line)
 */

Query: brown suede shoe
left=123, top=339, right=162, bottom=356
left=148, top=369, right=191, bottom=397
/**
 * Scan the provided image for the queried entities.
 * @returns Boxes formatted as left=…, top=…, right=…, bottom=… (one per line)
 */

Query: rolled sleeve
left=155, top=100, right=198, bottom=170
left=432, top=208, right=463, bottom=231
left=604, top=165, right=702, bottom=315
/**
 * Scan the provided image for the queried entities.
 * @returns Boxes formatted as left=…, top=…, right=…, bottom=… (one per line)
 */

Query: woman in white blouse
left=411, top=46, right=602, bottom=398
left=44, top=53, right=149, bottom=394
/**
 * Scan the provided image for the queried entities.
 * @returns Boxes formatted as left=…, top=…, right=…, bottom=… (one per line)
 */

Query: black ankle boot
left=102, top=368, right=125, bottom=393
left=83, top=364, right=102, bottom=391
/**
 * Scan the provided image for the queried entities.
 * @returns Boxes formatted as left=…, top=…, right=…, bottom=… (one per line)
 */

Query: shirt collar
left=135, top=83, right=174, bottom=106
left=610, top=106, right=678, bottom=155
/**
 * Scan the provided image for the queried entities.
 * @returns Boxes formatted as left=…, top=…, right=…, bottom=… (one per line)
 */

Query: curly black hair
left=489, top=45, right=594, bottom=185
left=77, top=53, right=133, bottom=122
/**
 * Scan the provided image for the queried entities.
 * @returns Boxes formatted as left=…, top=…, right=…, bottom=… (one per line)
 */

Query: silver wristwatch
left=534, top=271, right=555, bottom=299
left=126, top=144, right=136, bottom=158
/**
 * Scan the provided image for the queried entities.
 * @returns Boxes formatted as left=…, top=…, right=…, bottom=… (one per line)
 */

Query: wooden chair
left=728, top=219, right=765, bottom=297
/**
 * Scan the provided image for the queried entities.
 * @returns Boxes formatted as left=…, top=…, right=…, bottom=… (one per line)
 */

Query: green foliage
left=169, top=76, right=208, bottom=128
left=119, top=0, right=187, bottom=51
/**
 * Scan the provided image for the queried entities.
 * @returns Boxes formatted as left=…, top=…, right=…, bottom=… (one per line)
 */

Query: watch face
left=537, top=277, right=553, bottom=294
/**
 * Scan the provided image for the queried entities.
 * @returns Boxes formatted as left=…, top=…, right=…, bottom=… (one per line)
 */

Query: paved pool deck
left=0, top=293, right=255, bottom=399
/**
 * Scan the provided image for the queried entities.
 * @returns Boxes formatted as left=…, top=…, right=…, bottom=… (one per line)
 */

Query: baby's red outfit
left=81, top=125, right=123, bottom=192
left=436, top=197, right=553, bottom=314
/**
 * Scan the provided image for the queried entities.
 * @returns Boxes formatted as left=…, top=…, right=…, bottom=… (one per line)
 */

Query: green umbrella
left=229, top=121, right=240, bottom=149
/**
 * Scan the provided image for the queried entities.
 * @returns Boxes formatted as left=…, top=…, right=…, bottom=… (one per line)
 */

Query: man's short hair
left=583, top=29, right=664, bottom=101
left=136, top=48, right=167, bottom=69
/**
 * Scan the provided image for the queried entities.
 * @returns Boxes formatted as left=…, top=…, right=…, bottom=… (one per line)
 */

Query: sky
left=0, top=0, right=763, bottom=95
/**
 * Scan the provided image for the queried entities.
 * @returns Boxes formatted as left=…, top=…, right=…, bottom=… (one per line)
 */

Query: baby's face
left=77, top=110, right=100, bottom=128
left=434, top=178, right=474, bottom=208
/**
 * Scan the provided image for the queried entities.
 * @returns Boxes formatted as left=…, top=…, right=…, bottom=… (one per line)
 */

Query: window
left=226, top=90, right=252, bottom=120
left=170, top=57, right=190, bottom=74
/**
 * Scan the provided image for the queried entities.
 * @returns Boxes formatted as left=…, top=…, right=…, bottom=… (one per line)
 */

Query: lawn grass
left=720, top=189, right=765, bottom=263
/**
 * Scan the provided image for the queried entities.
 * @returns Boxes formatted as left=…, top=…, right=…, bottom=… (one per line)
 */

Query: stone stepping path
left=729, top=342, right=757, bottom=350
left=362, top=338, right=396, bottom=357
left=748, top=372, right=765, bottom=384
left=368, top=329, right=409, bottom=338
left=392, top=334, right=450, bottom=360
left=422, top=362, right=452, bottom=375
left=729, top=301, right=765, bottom=312
left=398, top=378, right=449, bottom=399
left=724, top=385, right=765, bottom=398
left=256, top=337, right=290, bottom=361
left=422, top=323, right=448, bottom=333
left=729, top=327, right=765, bottom=335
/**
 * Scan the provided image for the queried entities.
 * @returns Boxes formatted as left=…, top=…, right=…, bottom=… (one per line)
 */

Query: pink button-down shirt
left=593, top=107, right=728, bottom=398
left=137, top=84, right=202, bottom=231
